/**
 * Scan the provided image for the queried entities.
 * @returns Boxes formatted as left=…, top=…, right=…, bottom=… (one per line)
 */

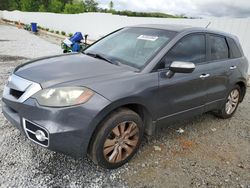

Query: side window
left=209, top=35, right=229, bottom=61
left=165, top=34, right=206, bottom=66
left=227, top=37, right=242, bottom=58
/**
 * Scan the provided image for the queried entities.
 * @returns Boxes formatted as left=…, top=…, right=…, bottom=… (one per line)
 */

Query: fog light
left=35, top=130, right=46, bottom=142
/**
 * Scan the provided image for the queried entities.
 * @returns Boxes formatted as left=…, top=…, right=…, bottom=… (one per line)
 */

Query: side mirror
left=169, top=61, right=195, bottom=73
left=164, top=61, right=195, bottom=78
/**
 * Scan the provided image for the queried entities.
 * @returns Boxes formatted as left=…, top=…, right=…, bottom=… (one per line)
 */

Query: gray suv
left=2, top=24, right=248, bottom=169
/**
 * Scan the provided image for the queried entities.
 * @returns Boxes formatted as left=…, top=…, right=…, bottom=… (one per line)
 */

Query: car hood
left=14, top=53, right=132, bottom=88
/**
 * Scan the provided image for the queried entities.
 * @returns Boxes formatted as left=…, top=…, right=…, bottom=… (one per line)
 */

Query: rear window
left=209, top=35, right=229, bottom=61
left=227, top=37, right=242, bottom=58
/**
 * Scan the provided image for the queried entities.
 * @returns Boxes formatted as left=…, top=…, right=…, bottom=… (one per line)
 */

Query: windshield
left=84, top=27, right=176, bottom=69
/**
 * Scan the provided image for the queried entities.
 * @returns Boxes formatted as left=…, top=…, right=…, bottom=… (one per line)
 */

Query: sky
left=97, top=0, right=250, bottom=18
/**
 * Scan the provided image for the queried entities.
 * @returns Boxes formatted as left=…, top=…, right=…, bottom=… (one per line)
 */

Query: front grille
left=23, top=119, right=49, bottom=147
left=9, top=88, right=24, bottom=99
left=3, top=74, right=42, bottom=103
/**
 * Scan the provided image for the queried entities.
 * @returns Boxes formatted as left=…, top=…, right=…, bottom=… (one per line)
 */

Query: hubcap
left=225, top=89, right=240, bottom=115
left=103, top=121, right=139, bottom=163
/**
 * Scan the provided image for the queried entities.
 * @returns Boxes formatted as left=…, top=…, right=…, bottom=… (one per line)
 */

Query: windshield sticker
left=137, top=35, right=158, bottom=41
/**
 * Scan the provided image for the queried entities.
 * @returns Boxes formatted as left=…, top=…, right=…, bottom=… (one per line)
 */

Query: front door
left=156, top=33, right=208, bottom=124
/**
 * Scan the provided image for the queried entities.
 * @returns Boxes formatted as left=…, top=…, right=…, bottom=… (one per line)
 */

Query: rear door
left=203, top=34, right=231, bottom=111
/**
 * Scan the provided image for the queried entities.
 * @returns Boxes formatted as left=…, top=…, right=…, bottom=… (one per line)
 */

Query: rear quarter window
left=209, top=35, right=229, bottom=61
left=227, top=37, right=243, bottom=58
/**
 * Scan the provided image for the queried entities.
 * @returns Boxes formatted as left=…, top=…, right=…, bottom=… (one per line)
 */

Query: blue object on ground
left=31, top=22, right=37, bottom=32
left=72, top=43, right=81, bottom=52
left=70, top=32, right=83, bottom=43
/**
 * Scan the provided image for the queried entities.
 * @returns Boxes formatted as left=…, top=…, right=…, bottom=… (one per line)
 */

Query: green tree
left=64, top=2, right=85, bottom=14
left=0, top=0, right=10, bottom=10
left=7, top=0, right=21, bottom=10
left=38, top=4, right=46, bottom=12
left=62, top=0, right=73, bottom=5
left=20, top=0, right=40, bottom=11
left=41, top=0, right=50, bottom=11
left=49, top=0, right=64, bottom=13
left=0, top=0, right=185, bottom=18
left=108, top=1, right=115, bottom=13
left=84, top=0, right=98, bottom=12
left=109, top=1, right=113, bottom=10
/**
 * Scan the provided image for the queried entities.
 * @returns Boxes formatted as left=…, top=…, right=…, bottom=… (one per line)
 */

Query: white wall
left=1, top=10, right=250, bottom=73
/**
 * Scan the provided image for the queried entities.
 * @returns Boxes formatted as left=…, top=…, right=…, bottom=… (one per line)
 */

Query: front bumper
left=2, top=93, right=110, bottom=158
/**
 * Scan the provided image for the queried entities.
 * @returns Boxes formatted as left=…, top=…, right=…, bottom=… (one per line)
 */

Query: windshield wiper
left=84, top=52, right=118, bottom=65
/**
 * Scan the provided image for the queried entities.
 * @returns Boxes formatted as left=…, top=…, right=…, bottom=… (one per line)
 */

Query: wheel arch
left=235, top=80, right=247, bottom=102
left=87, top=99, right=156, bottom=153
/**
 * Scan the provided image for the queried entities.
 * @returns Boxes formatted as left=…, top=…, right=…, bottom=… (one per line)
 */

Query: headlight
left=32, top=87, right=94, bottom=107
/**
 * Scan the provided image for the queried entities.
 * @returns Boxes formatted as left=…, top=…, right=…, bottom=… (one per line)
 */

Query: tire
left=214, top=85, right=241, bottom=119
left=89, top=108, right=144, bottom=169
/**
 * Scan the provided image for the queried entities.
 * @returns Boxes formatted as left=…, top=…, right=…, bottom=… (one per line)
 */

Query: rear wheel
left=214, top=85, right=241, bottom=119
left=89, top=108, right=144, bottom=169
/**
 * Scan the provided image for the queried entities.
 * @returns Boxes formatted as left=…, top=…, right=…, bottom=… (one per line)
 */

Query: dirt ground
left=0, top=23, right=249, bottom=188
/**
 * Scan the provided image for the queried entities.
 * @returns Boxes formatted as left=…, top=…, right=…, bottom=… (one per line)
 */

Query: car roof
left=131, top=24, right=192, bottom=32
left=130, top=24, right=238, bottom=40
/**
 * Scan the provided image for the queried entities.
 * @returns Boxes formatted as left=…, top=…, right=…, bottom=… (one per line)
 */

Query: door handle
left=230, top=65, right=237, bottom=70
left=200, top=74, right=210, bottom=78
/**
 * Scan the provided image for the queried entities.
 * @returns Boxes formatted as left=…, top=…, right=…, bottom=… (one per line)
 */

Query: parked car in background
left=2, top=24, right=248, bottom=169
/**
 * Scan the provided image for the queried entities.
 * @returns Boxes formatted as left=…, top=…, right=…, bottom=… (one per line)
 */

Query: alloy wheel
left=225, top=89, right=240, bottom=115
left=103, top=121, right=139, bottom=163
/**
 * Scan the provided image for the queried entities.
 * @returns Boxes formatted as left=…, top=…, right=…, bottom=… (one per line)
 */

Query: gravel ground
left=0, top=24, right=250, bottom=188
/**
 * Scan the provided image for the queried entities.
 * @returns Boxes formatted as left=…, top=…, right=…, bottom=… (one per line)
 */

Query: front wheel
left=214, top=85, right=241, bottom=119
left=89, top=108, right=144, bottom=169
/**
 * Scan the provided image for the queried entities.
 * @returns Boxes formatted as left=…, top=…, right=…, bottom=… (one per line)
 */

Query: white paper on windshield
left=137, top=35, right=158, bottom=41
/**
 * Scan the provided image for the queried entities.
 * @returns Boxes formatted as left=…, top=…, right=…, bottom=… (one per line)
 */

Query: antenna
left=205, top=22, right=211, bottom=28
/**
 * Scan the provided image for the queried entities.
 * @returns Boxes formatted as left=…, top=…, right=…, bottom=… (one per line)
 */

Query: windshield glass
left=84, top=27, right=176, bottom=69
